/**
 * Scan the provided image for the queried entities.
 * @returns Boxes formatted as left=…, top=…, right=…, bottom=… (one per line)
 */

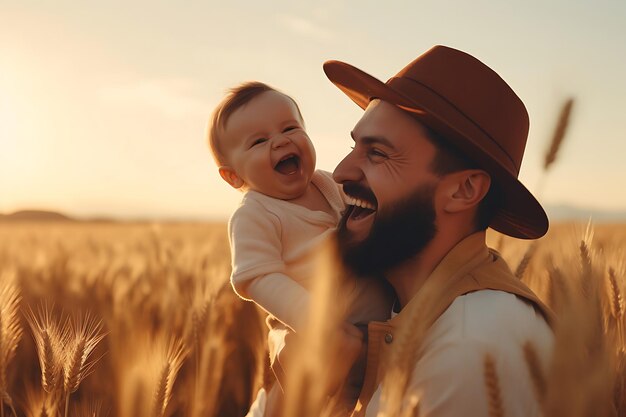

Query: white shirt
left=364, top=290, right=553, bottom=417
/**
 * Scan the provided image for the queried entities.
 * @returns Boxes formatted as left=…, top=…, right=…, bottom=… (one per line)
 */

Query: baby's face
left=220, top=91, right=316, bottom=200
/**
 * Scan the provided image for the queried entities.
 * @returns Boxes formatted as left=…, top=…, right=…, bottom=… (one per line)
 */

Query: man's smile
left=345, top=196, right=376, bottom=219
left=344, top=192, right=378, bottom=238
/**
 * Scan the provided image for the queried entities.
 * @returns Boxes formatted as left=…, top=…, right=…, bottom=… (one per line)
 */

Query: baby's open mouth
left=274, top=154, right=300, bottom=175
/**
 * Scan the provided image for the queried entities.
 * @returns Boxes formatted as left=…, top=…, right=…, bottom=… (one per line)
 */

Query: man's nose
left=271, top=134, right=291, bottom=150
left=333, top=151, right=362, bottom=184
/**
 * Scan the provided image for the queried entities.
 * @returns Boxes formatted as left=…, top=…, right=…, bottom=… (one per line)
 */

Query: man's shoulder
left=399, top=290, right=552, bottom=417
left=428, top=290, right=553, bottom=348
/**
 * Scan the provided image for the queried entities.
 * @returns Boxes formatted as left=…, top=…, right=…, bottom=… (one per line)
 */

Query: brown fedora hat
left=323, top=45, right=548, bottom=239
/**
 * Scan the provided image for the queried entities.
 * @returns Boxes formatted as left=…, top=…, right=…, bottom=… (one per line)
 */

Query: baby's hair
left=208, top=81, right=304, bottom=166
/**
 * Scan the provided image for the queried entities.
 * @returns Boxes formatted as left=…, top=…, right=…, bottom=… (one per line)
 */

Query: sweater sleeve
left=247, top=273, right=311, bottom=332
left=229, top=200, right=286, bottom=299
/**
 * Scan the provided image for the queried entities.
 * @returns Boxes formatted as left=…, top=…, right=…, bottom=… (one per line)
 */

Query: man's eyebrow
left=350, top=131, right=396, bottom=149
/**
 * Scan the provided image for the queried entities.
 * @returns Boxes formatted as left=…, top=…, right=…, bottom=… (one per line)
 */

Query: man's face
left=333, top=100, right=441, bottom=275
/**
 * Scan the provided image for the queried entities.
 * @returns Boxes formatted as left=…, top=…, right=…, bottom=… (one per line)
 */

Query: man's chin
left=336, top=183, right=438, bottom=278
left=343, top=218, right=374, bottom=245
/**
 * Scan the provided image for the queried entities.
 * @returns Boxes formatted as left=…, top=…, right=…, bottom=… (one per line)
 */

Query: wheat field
left=0, top=220, right=625, bottom=417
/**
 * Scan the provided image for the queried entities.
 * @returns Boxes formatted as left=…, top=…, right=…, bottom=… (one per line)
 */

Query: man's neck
left=386, top=230, right=481, bottom=309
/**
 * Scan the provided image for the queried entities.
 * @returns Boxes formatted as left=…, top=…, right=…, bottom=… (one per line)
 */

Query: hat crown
left=394, top=46, right=529, bottom=173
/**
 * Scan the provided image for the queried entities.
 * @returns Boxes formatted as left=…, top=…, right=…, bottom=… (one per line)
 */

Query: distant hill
left=0, top=210, right=75, bottom=222
left=1, top=205, right=624, bottom=224
left=545, top=205, right=626, bottom=223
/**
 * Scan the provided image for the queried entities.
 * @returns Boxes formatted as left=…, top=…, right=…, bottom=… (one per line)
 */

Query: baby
left=208, top=82, right=392, bottom=395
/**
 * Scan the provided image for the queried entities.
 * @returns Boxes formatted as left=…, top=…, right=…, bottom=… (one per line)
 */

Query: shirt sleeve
left=229, top=200, right=285, bottom=299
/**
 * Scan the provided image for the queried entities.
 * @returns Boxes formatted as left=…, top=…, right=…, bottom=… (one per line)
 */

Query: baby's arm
left=229, top=200, right=314, bottom=332
left=245, top=273, right=311, bottom=333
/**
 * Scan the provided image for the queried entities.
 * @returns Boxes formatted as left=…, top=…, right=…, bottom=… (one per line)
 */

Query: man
left=253, top=45, right=554, bottom=417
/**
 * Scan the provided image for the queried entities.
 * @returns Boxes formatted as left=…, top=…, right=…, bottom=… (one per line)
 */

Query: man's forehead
left=353, top=99, right=428, bottom=141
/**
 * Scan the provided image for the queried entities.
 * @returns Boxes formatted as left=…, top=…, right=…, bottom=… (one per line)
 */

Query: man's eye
left=251, top=138, right=267, bottom=147
left=368, top=149, right=387, bottom=159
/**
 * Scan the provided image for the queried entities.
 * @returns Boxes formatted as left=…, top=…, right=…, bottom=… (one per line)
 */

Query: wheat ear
left=609, top=268, right=623, bottom=320
left=153, top=339, right=186, bottom=417
left=25, top=305, right=63, bottom=394
left=543, top=98, right=574, bottom=171
left=63, top=313, right=106, bottom=394
left=579, top=222, right=594, bottom=298
left=63, top=313, right=106, bottom=417
left=483, top=354, right=504, bottom=417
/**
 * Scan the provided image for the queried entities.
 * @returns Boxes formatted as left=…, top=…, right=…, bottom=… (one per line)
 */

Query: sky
left=1, top=0, right=625, bottom=221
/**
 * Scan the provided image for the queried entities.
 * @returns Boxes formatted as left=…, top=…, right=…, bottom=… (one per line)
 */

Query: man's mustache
left=342, top=183, right=378, bottom=206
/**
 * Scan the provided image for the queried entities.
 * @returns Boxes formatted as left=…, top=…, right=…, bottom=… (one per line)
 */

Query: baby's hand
left=325, top=322, right=364, bottom=396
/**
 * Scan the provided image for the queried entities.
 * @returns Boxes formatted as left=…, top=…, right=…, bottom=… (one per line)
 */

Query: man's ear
left=441, top=170, right=491, bottom=213
left=218, top=166, right=245, bottom=189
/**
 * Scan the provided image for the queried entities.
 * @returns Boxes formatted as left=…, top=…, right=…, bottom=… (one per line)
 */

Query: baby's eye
left=251, top=138, right=268, bottom=147
left=283, top=126, right=299, bottom=133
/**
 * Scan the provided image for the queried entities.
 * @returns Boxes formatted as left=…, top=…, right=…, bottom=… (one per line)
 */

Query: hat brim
left=324, top=60, right=548, bottom=239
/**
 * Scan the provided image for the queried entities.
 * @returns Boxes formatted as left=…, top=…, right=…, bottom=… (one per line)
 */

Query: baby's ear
left=218, top=166, right=245, bottom=189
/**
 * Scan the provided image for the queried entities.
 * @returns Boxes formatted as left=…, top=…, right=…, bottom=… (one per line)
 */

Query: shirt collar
left=389, top=231, right=490, bottom=325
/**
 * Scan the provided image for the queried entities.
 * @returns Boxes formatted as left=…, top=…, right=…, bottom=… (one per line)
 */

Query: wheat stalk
left=0, top=274, right=22, bottom=417
left=523, top=342, right=546, bottom=405
left=547, top=265, right=571, bottom=313
left=72, top=400, right=103, bottom=417
left=515, top=242, right=537, bottom=280
left=282, top=237, right=356, bottom=417
left=22, top=384, right=55, bottom=417
left=380, top=277, right=443, bottom=416
left=191, top=299, right=211, bottom=412
left=483, top=354, right=504, bottom=417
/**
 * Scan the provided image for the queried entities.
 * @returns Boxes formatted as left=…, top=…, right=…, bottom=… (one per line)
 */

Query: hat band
left=386, top=76, right=519, bottom=174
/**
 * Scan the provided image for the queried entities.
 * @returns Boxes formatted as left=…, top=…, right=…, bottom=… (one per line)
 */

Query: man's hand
left=327, top=322, right=365, bottom=395
left=276, top=322, right=364, bottom=396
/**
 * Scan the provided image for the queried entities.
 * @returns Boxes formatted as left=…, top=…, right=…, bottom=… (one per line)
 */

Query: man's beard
left=337, top=183, right=437, bottom=277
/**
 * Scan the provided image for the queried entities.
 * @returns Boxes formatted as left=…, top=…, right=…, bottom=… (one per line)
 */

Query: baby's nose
left=271, top=134, right=291, bottom=149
